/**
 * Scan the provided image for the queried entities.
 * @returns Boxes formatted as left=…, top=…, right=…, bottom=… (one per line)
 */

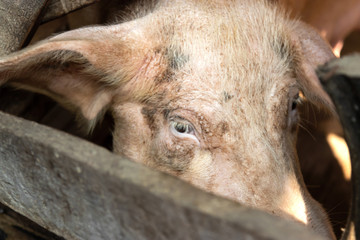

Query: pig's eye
left=291, top=93, right=300, bottom=111
left=170, top=120, right=195, bottom=135
left=169, top=118, right=199, bottom=143
left=172, top=121, right=194, bottom=134
left=289, top=91, right=303, bottom=128
left=291, top=92, right=303, bottom=112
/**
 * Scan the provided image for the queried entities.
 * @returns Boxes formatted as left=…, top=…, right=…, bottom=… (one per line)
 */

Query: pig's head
left=0, top=1, right=336, bottom=238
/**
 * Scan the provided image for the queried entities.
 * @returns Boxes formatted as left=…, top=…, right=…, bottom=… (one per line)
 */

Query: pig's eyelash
left=291, top=91, right=304, bottom=111
left=171, top=121, right=195, bottom=135
left=169, top=117, right=200, bottom=144
left=291, top=95, right=301, bottom=110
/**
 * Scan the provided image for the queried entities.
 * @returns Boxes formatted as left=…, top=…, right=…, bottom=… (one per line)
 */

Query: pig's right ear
left=0, top=24, right=145, bottom=126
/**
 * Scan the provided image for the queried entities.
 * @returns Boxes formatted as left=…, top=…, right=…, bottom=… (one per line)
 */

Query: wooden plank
left=42, top=0, right=100, bottom=23
left=318, top=53, right=360, bottom=240
left=0, top=0, right=49, bottom=55
left=0, top=202, right=64, bottom=240
left=0, top=111, right=322, bottom=240
left=0, top=0, right=100, bottom=55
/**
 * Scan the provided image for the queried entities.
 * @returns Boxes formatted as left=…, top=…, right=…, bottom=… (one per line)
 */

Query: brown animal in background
left=279, top=0, right=360, bottom=56
left=0, top=0, right=336, bottom=238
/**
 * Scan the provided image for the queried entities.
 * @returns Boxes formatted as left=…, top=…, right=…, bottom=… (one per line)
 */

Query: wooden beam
left=42, top=0, right=100, bottom=23
left=0, top=0, right=49, bottom=55
left=0, top=111, right=321, bottom=240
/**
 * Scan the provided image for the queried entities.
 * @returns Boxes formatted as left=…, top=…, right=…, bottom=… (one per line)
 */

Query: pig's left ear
left=290, top=21, right=336, bottom=112
left=0, top=24, right=144, bottom=126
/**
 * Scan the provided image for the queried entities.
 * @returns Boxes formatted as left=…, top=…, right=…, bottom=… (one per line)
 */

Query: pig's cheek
left=150, top=132, right=198, bottom=173
left=156, top=126, right=197, bottom=155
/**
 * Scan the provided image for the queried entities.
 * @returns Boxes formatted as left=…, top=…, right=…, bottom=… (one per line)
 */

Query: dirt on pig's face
left=111, top=2, right=334, bottom=238
left=0, top=0, right=336, bottom=238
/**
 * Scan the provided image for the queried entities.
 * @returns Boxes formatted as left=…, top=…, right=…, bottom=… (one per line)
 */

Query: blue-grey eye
left=171, top=121, right=194, bottom=134
left=169, top=117, right=200, bottom=145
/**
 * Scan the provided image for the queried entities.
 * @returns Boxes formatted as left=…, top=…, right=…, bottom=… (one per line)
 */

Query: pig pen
left=0, top=0, right=358, bottom=239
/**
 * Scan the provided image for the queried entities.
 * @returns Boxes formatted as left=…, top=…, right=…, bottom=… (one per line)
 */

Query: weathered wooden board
left=42, top=0, right=100, bottom=23
left=0, top=111, right=322, bottom=240
left=0, top=0, right=50, bottom=55
left=0, top=202, right=64, bottom=240
left=318, top=53, right=360, bottom=240
left=0, top=0, right=101, bottom=56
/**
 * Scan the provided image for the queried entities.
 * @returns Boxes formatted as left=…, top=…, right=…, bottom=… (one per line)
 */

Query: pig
left=0, top=0, right=336, bottom=238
